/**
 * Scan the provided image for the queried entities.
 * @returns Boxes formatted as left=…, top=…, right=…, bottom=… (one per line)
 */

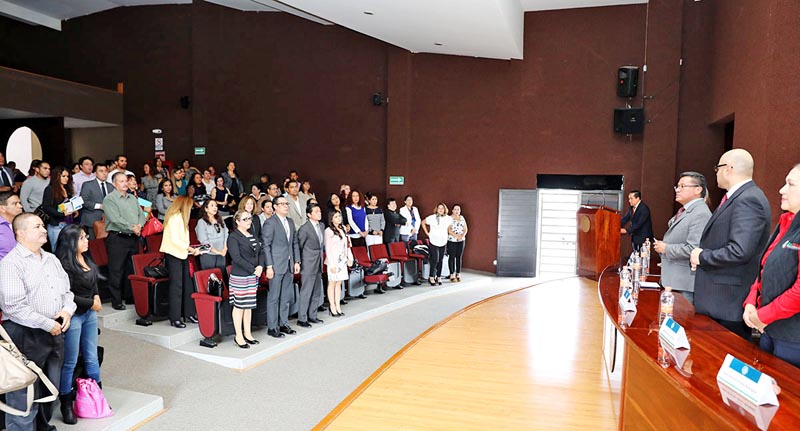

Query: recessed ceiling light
left=434, top=42, right=443, bottom=46
left=364, top=11, right=373, bottom=15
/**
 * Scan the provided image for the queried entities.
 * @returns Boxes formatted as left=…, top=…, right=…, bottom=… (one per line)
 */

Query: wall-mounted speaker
left=617, top=66, right=639, bottom=98
left=614, top=107, right=645, bottom=134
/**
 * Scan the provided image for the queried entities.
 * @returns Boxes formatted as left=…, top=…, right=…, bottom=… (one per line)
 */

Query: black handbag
left=143, top=257, right=168, bottom=279
left=33, top=206, right=51, bottom=224
left=207, top=273, right=222, bottom=296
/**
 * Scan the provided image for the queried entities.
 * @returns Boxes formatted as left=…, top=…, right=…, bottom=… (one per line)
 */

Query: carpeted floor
left=96, top=273, right=547, bottom=430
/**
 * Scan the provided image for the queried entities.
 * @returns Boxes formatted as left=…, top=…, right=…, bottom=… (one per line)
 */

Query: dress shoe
left=356, top=294, right=367, bottom=299
left=170, top=320, right=186, bottom=329
left=297, top=321, right=312, bottom=328
left=268, top=328, right=285, bottom=338
left=279, top=325, right=296, bottom=335
left=340, top=299, right=349, bottom=305
left=112, top=303, right=126, bottom=311
left=244, top=337, right=260, bottom=345
left=414, top=280, right=422, bottom=285
left=309, top=317, right=324, bottom=324
left=317, top=305, right=328, bottom=312
left=186, top=315, right=199, bottom=324
left=393, top=285, right=404, bottom=290
left=374, top=287, right=385, bottom=294
left=235, top=339, right=250, bottom=349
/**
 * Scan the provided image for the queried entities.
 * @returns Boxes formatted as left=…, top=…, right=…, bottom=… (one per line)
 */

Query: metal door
left=496, top=189, right=538, bottom=277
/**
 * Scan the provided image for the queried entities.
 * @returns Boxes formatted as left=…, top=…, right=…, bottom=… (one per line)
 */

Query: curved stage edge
left=313, top=276, right=617, bottom=431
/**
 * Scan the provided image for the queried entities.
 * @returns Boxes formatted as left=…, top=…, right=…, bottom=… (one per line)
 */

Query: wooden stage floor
left=314, top=277, right=618, bottom=430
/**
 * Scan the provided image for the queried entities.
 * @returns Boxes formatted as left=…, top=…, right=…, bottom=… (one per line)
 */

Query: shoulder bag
left=0, top=324, right=58, bottom=416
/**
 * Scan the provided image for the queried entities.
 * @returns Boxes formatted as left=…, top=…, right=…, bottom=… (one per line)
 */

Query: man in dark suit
left=297, top=204, right=325, bottom=328
left=80, top=163, right=113, bottom=239
left=690, top=149, right=771, bottom=339
left=620, top=189, right=654, bottom=250
left=262, top=195, right=301, bottom=338
left=0, top=151, right=19, bottom=194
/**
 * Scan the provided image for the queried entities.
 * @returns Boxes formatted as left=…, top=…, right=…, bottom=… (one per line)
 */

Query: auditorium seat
left=87, top=237, right=112, bottom=299
left=351, top=246, right=389, bottom=293
left=128, top=252, right=169, bottom=326
left=192, top=268, right=226, bottom=348
left=188, top=218, right=199, bottom=245
left=145, top=233, right=163, bottom=253
left=387, top=241, right=421, bottom=285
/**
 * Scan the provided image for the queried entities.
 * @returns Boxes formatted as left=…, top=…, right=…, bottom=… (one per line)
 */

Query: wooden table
left=598, top=271, right=800, bottom=430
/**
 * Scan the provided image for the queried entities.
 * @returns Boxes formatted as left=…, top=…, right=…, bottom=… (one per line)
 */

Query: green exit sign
left=388, top=176, right=404, bottom=186
left=194, top=147, right=206, bottom=156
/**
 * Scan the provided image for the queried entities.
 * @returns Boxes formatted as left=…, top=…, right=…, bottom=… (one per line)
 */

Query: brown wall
left=3, top=0, right=799, bottom=273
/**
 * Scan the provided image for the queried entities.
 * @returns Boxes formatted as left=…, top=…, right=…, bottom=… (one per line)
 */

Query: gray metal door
left=496, top=189, right=538, bottom=277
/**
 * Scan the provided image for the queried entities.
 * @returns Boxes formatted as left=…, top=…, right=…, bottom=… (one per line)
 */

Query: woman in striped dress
left=226, top=209, right=265, bottom=348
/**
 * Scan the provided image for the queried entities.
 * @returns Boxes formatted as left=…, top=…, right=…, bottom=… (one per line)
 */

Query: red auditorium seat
left=388, top=241, right=421, bottom=285
left=192, top=268, right=226, bottom=348
left=145, top=233, right=163, bottom=253
left=351, top=246, right=389, bottom=293
left=128, top=252, right=169, bottom=326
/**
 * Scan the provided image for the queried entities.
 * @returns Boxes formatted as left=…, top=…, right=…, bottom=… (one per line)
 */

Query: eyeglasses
left=275, top=202, right=289, bottom=206
left=674, top=184, right=701, bottom=191
left=714, top=163, right=729, bottom=173
left=239, top=217, right=252, bottom=222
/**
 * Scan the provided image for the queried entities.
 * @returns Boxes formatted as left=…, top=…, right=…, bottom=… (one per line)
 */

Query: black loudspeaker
left=180, top=96, right=191, bottom=109
left=617, top=66, right=639, bottom=98
left=614, top=107, right=645, bottom=134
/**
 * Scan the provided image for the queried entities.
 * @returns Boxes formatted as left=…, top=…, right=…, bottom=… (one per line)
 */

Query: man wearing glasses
left=653, top=172, right=712, bottom=305
left=690, top=149, right=771, bottom=339
left=262, top=195, right=301, bottom=338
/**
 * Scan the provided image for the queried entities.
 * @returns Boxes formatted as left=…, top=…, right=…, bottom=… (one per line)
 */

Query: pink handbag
left=74, top=378, right=113, bottom=419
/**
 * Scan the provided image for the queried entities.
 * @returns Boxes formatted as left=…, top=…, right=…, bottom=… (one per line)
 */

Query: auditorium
left=1, top=0, right=799, bottom=430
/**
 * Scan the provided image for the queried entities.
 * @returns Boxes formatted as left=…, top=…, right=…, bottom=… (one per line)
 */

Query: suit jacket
left=297, top=221, right=324, bottom=275
left=227, top=228, right=266, bottom=277
left=286, top=195, right=308, bottom=231
left=0, top=165, right=15, bottom=189
left=620, top=201, right=654, bottom=249
left=694, top=181, right=771, bottom=321
left=80, top=179, right=114, bottom=227
left=262, top=215, right=300, bottom=274
left=659, top=200, right=712, bottom=293
left=383, top=210, right=407, bottom=243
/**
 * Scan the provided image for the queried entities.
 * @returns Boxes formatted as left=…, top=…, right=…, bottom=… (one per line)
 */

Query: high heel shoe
left=244, top=336, right=260, bottom=345
left=437, top=277, right=442, bottom=285
left=329, top=309, right=341, bottom=317
left=338, top=310, right=345, bottom=316
left=449, top=275, right=456, bottom=282
left=428, top=278, right=436, bottom=286
left=235, top=339, right=250, bottom=349
left=456, top=274, right=462, bottom=282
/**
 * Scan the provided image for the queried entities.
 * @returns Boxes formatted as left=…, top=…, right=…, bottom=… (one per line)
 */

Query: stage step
left=50, top=386, right=163, bottom=431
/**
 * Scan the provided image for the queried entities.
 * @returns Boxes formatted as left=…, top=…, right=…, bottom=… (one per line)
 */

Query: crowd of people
left=622, top=149, right=800, bottom=370
left=0, top=150, right=469, bottom=429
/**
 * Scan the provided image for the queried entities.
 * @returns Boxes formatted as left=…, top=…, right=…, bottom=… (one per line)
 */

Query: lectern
left=577, top=205, right=620, bottom=277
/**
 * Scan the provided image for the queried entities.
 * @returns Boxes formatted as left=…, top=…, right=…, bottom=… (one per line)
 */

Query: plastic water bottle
left=641, top=240, right=651, bottom=275
left=659, top=286, right=675, bottom=326
left=619, top=266, right=631, bottom=298
left=631, top=255, right=641, bottom=303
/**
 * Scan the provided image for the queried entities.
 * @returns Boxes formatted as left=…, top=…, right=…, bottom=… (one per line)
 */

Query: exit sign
left=194, top=147, right=206, bottom=156
left=389, top=176, right=404, bottom=186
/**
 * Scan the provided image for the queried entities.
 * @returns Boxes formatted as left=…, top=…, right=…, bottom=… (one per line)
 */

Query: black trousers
left=3, top=320, right=64, bottom=431
left=429, top=244, right=446, bottom=278
left=106, top=233, right=138, bottom=306
left=447, top=241, right=465, bottom=274
left=166, top=254, right=196, bottom=321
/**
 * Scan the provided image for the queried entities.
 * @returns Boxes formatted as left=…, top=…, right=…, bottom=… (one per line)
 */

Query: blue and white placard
left=658, top=317, right=690, bottom=368
left=619, top=287, right=636, bottom=313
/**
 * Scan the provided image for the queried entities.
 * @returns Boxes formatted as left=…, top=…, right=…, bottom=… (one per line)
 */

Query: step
left=51, top=386, right=164, bottom=431
left=97, top=306, right=138, bottom=330
left=107, top=318, right=204, bottom=349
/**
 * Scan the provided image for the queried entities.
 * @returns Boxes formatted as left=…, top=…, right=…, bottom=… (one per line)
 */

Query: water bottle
left=631, top=255, right=641, bottom=303
left=659, top=286, right=675, bottom=326
left=619, top=266, right=631, bottom=298
left=641, top=241, right=650, bottom=275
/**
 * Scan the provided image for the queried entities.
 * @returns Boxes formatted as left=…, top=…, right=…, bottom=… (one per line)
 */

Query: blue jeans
left=47, top=222, right=67, bottom=253
left=760, top=331, right=800, bottom=369
left=60, top=310, right=101, bottom=394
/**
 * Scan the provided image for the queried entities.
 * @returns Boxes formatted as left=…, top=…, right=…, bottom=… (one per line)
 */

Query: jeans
left=47, top=222, right=67, bottom=253
left=60, top=311, right=101, bottom=394
left=760, top=332, right=800, bottom=368
left=447, top=241, right=465, bottom=274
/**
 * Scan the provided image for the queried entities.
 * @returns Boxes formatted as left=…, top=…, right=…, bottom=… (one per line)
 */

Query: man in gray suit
left=690, top=149, right=771, bottom=339
left=653, top=172, right=712, bottom=305
left=285, top=180, right=308, bottom=230
left=297, top=203, right=325, bottom=327
left=262, top=195, right=301, bottom=338
left=80, top=163, right=113, bottom=239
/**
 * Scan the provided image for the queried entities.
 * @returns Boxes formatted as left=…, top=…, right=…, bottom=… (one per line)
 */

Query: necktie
left=316, top=223, right=324, bottom=246
left=675, top=207, right=685, bottom=219
left=0, top=168, right=10, bottom=187
left=101, top=182, right=107, bottom=197
left=282, top=217, right=290, bottom=242
left=718, top=194, right=728, bottom=209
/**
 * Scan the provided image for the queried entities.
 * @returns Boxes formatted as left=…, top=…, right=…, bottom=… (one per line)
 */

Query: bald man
left=690, top=149, right=771, bottom=339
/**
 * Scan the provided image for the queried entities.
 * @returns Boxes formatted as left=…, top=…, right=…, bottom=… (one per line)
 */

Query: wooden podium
left=577, top=205, right=620, bottom=277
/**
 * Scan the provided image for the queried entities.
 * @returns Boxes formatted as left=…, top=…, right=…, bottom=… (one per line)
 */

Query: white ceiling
left=0, top=0, right=647, bottom=59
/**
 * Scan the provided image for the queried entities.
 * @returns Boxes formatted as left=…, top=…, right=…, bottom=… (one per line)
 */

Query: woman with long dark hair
left=154, top=157, right=169, bottom=180
left=160, top=196, right=200, bottom=328
left=196, top=199, right=229, bottom=278
left=324, top=210, right=352, bottom=317
left=55, top=224, right=102, bottom=424
left=447, top=204, right=468, bottom=282
left=346, top=190, right=367, bottom=247
left=41, top=166, right=77, bottom=252
left=155, top=178, right=175, bottom=221
left=172, top=167, right=187, bottom=196
left=141, top=162, right=159, bottom=203
left=221, top=161, right=245, bottom=205
left=364, top=192, right=384, bottom=246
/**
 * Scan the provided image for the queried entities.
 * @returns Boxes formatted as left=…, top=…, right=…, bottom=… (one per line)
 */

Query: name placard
left=619, top=288, right=637, bottom=313
left=717, top=354, right=780, bottom=430
left=658, top=317, right=690, bottom=368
